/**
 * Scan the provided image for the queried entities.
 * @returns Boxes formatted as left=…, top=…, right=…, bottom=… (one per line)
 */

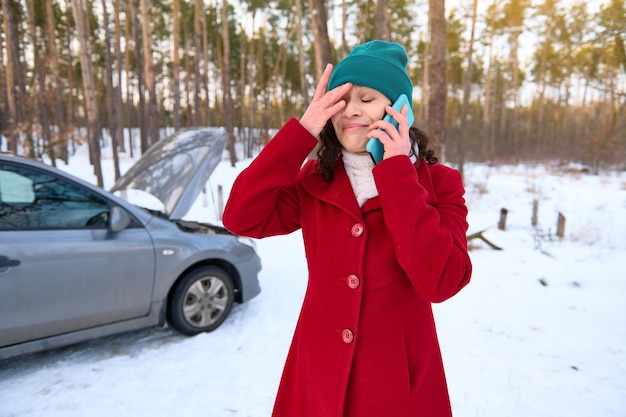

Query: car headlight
left=237, top=236, right=257, bottom=249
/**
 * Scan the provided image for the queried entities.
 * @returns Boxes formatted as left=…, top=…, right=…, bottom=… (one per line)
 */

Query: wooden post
left=201, top=186, right=208, bottom=207
left=498, top=208, right=508, bottom=230
left=531, top=199, right=538, bottom=226
left=556, top=212, right=566, bottom=238
left=218, top=185, right=224, bottom=220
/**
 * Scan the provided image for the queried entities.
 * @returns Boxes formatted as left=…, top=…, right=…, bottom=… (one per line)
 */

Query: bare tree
left=340, top=0, right=348, bottom=57
left=44, top=0, right=70, bottom=163
left=193, top=0, right=203, bottom=126
left=100, top=0, right=121, bottom=179
left=502, top=0, right=530, bottom=159
left=25, top=0, right=52, bottom=162
left=172, top=0, right=182, bottom=130
left=482, top=0, right=499, bottom=159
left=130, top=0, right=147, bottom=154
left=458, top=0, right=478, bottom=177
left=71, top=0, right=103, bottom=186
left=202, top=4, right=211, bottom=126
left=242, top=8, right=258, bottom=157
left=1, top=0, right=24, bottom=153
left=113, top=0, right=126, bottom=153
left=307, top=0, right=332, bottom=79
left=140, top=0, right=159, bottom=147
left=239, top=27, right=247, bottom=147
left=374, top=0, right=390, bottom=40
left=294, top=0, right=310, bottom=106
left=221, top=0, right=237, bottom=166
left=420, top=35, right=429, bottom=125
left=428, top=0, right=447, bottom=161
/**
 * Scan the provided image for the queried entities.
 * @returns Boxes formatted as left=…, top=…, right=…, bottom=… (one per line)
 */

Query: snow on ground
left=1, top=141, right=625, bottom=417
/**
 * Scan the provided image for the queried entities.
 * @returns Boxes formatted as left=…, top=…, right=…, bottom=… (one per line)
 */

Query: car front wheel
left=168, top=266, right=235, bottom=335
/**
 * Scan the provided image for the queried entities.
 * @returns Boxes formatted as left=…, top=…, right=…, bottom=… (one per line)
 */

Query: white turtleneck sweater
left=341, top=149, right=378, bottom=207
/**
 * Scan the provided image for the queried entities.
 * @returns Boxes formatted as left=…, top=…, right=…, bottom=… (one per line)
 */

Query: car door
left=0, top=161, right=156, bottom=348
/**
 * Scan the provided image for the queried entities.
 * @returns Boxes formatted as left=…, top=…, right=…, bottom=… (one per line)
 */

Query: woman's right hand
left=299, top=64, right=352, bottom=137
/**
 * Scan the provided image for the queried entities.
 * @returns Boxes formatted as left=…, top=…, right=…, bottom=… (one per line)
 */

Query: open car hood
left=111, top=127, right=227, bottom=219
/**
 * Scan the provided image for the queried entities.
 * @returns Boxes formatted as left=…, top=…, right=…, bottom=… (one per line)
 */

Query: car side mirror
left=109, top=206, right=131, bottom=232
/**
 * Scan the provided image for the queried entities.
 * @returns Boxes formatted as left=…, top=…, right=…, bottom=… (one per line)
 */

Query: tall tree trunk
left=458, top=0, right=478, bottom=177
left=185, top=33, right=193, bottom=126
left=0, top=35, right=5, bottom=150
left=124, top=0, right=137, bottom=157
left=202, top=4, right=211, bottom=126
left=66, top=25, right=76, bottom=158
left=497, top=70, right=508, bottom=157
left=340, top=0, right=348, bottom=57
left=294, top=0, right=310, bottom=106
left=25, top=0, right=52, bottom=162
left=71, top=0, right=103, bottom=186
left=101, top=0, right=121, bottom=179
left=113, top=0, right=126, bottom=153
left=272, top=43, right=287, bottom=124
left=535, top=38, right=549, bottom=157
left=221, top=0, right=237, bottom=166
left=140, top=0, right=159, bottom=147
left=374, top=0, right=390, bottom=40
left=247, top=34, right=256, bottom=157
left=483, top=18, right=495, bottom=159
left=172, top=0, right=182, bottom=130
left=428, top=0, right=447, bottom=161
left=510, top=27, right=521, bottom=159
left=239, top=29, right=247, bottom=149
left=258, top=34, right=269, bottom=131
left=532, top=0, right=558, bottom=157
left=45, top=0, right=70, bottom=163
left=193, top=0, right=202, bottom=125
left=2, top=0, right=23, bottom=153
left=131, top=0, right=147, bottom=152
left=421, top=36, right=429, bottom=125
left=308, top=0, right=332, bottom=79
left=244, top=13, right=257, bottom=157
left=503, top=0, right=529, bottom=160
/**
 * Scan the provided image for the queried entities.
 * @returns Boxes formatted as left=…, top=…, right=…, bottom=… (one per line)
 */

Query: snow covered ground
left=1, top=141, right=625, bottom=417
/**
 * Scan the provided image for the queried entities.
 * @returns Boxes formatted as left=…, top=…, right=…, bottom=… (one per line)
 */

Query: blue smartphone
left=366, top=94, right=414, bottom=165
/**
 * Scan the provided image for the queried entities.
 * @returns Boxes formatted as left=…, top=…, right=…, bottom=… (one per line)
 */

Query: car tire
left=168, top=266, right=235, bottom=335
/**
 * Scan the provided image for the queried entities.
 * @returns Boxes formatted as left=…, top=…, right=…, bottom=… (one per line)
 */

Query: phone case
left=366, top=94, right=414, bottom=165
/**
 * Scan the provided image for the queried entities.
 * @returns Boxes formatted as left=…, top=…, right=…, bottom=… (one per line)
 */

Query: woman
left=223, top=40, right=472, bottom=417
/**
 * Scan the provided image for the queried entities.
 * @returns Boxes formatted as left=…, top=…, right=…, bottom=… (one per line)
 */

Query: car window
left=0, top=162, right=110, bottom=230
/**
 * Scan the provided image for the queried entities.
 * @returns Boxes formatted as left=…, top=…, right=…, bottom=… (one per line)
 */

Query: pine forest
left=1, top=0, right=625, bottom=185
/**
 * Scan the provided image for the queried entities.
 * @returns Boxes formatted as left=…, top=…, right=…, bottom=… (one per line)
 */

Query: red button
left=347, top=274, right=360, bottom=289
left=342, top=329, right=354, bottom=344
left=351, top=223, right=364, bottom=237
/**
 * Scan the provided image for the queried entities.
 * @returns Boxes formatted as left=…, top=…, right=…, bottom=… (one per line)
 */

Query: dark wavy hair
left=315, top=120, right=438, bottom=181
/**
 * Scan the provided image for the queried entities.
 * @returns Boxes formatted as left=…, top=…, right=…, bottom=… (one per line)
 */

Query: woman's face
left=330, top=86, right=391, bottom=153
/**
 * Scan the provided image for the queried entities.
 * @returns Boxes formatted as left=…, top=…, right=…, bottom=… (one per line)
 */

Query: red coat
left=223, top=118, right=472, bottom=417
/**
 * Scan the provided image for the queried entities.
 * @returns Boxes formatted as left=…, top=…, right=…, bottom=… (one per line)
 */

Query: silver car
left=0, top=128, right=261, bottom=360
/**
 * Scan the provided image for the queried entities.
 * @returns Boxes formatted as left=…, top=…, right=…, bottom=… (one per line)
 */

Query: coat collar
left=299, top=158, right=364, bottom=221
left=299, top=158, right=438, bottom=220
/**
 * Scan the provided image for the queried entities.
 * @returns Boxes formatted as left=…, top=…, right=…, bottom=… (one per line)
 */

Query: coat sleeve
left=373, top=155, right=472, bottom=303
left=222, top=118, right=317, bottom=239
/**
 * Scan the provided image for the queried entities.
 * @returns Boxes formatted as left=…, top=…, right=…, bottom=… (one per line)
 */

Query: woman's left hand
left=367, top=104, right=411, bottom=160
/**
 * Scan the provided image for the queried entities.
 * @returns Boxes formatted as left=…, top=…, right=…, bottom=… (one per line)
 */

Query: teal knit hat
left=327, top=40, right=413, bottom=104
